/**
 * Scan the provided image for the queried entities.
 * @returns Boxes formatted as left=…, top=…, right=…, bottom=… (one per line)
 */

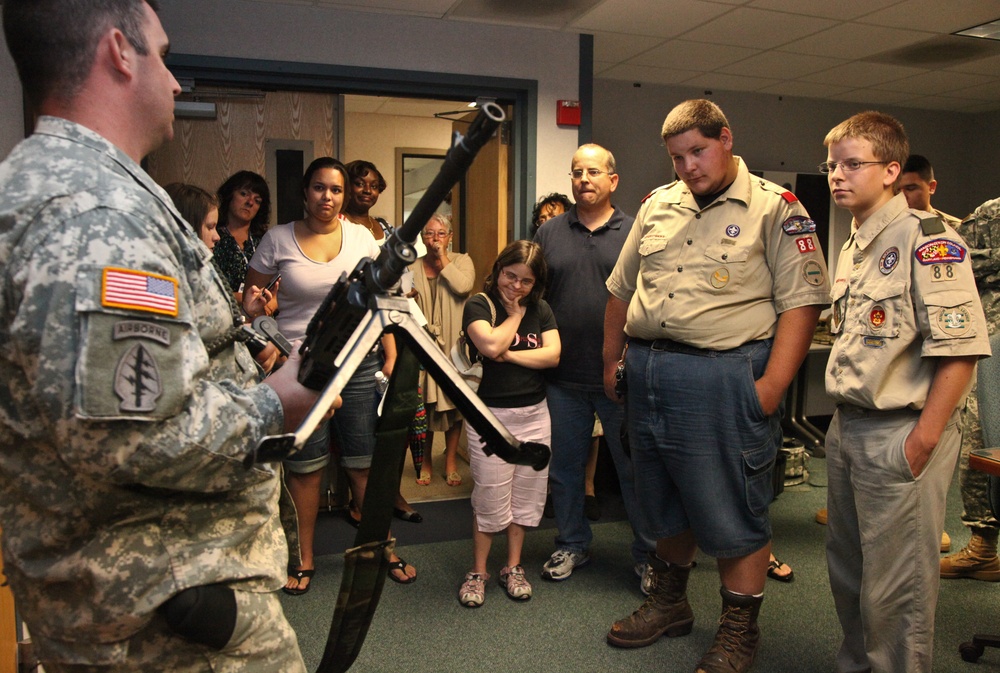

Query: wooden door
left=450, top=111, right=511, bottom=293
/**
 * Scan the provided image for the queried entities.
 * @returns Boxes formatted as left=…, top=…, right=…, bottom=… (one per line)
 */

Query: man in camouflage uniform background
left=0, top=1, right=328, bottom=670
left=942, top=197, right=1000, bottom=581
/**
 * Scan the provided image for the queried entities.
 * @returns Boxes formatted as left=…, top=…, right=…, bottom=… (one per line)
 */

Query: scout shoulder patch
left=781, top=191, right=798, bottom=204
left=782, top=216, right=816, bottom=235
left=914, top=238, right=967, bottom=265
left=919, top=216, right=945, bottom=236
left=102, top=267, right=179, bottom=316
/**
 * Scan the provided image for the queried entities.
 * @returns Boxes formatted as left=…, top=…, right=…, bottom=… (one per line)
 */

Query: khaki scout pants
left=825, top=404, right=961, bottom=673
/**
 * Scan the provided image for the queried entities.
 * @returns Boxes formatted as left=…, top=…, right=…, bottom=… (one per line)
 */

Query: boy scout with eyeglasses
left=821, top=111, right=990, bottom=673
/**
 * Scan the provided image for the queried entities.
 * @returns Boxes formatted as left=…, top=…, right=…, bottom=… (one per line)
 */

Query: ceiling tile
left=680, top=71, right=783, bottom=92
left=449, top=0, right=603, bottom=27
left=801, top=62, right=927, bottom=88
left=718, top=51, right=846, bottom=79
left=894, top=94, right=982, bottom=111
left=591, top=31, right=667, bottom=63
left=876, top=70, right=996, bottom=96
left=598, top=63, right=705, bottom=86
left=857, top=0, right=1000, bottom=34
left=572, top=0, right=730, bottom=38
left=943, top=52, right=1000, bottom=76
left=757, top=80, right=854, bottom=99
left=942, top=80, right=1000, bottom=101
left=678, top=7, right=837, bottom=50
left=627, top=40, right=759, bottom=70
left=782, top=23, right=933, bottom=59
left=311, top=0, right=456, bottom=15
left=834, top=88, right=919, bottom=105
left=746, top=0, right=901, bottom=21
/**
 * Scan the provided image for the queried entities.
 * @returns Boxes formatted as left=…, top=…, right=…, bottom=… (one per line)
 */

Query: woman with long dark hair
left=215, top=170, right=271, bottom=303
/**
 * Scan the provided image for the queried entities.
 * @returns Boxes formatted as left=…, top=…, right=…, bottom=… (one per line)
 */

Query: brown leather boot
left=606, top=553, right=694, bottom=648
left=940, top=528, right=1000, bottom=581
left=695, top=587, right=762, bottom=673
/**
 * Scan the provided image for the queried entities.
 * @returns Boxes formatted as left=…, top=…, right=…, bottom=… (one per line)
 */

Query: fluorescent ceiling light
left=955, top=18, right=1000, bottom=40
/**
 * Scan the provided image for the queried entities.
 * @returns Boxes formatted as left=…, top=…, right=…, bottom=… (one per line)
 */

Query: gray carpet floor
left=281, top=455, right=1000, bottom=673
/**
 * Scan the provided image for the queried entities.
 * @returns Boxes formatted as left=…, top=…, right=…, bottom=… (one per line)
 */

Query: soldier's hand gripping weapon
left=247, top=102, right=549, bottom=673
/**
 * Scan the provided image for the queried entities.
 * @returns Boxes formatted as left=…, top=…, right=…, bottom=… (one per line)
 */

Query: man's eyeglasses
left=421, top=231, right=450, bottom=239
left=569, top=168, right=611, bottom=180
left=818, top=160, right=889, bottom=174
left=500, top=269, right=535, bottom=288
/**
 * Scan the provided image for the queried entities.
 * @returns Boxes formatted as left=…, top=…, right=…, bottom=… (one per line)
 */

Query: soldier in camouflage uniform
left=0, top=1, right=327, bottom=670
left=942, top=197, right=1000, bottom=581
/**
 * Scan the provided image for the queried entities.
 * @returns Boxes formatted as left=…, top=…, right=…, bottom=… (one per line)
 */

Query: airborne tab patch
left=915, top=239, right=967, bottom=265
left=102, top=268, right=179, bottom=316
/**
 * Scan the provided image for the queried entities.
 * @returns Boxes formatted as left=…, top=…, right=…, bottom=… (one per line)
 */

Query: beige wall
left=343, top=112, right=453, bottom=226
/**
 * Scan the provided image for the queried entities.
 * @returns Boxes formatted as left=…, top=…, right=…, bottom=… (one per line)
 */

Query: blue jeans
left=546, top=383, right=655, bottom=563
left=626, top=339, right=780, bottom=558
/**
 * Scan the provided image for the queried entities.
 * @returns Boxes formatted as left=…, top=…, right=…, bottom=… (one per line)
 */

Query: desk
left=970, top=448, right=1000, bottom=478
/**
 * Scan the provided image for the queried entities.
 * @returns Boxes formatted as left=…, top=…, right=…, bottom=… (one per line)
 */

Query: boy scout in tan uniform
left=604, top=99, right=829, bottom=673
left=822, top=111, right=990, bottom=673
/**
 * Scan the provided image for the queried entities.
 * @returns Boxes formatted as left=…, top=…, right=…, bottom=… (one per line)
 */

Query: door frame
left=165, top=54, right=537, bottom=240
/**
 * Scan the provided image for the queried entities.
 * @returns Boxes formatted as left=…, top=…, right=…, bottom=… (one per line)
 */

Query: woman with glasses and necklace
left=408, top=213, right=475, bottom=487
left=458, top=240, right=560, bottom=606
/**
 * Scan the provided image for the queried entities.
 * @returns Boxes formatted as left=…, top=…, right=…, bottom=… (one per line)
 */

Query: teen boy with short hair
left=822, top=111, right=991, bottom=673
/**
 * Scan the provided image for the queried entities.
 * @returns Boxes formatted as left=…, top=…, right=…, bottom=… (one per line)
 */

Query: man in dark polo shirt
left=533, top=143, right=655, bottom=589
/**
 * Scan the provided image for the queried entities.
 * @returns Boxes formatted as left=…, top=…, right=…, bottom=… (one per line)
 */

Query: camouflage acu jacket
left=0, top=117, right=287, bottom=663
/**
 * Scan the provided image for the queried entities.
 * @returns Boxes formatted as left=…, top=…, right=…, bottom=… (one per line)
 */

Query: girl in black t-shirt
left=457, top=240, right=560, bottom=607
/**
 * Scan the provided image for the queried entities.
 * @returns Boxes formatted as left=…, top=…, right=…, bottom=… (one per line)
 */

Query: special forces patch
left=782, top=216, right=816, bottom=236
left=114, top=342, right=162, bottom=412
left=879, top=247, right=899, bottom=275
left=937, top=306, right=972, bottom=337
left=915, top=239, right=967, bottom=265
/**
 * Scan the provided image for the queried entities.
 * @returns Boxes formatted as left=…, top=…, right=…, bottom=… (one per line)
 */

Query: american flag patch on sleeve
left=101, top=268, right=179, bottom=316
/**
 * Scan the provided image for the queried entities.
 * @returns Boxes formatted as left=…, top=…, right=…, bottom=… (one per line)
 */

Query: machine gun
left=248, top=102, right=549, bottom=673
left=248, top=101, right=548, bottom=472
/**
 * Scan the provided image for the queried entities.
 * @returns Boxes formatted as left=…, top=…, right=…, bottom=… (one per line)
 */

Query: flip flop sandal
left=416, top=471, right=432, bottom=486
left=283, top=567, right=315, bottom=595
left=446, top=471, right=462, bottom=487
left=767, top=558, right=795, bottom=583
left=387, top=558, right=417, bottom=584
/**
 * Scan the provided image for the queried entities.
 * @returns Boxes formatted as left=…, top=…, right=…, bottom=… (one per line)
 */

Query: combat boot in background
left=695, top=587, right=763, bottom=673
left=940, top=528, right=1000, bottom=581
left=606, top=553, right=694, bottom=648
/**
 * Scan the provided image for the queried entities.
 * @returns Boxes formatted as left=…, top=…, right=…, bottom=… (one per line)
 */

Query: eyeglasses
left=818, top=160, right=889, bottom=174
left=569, top=168, right=612, bottom=180
left=421, top=230, right=451, bottom=239
left=500, top=269, right=535, bottom=288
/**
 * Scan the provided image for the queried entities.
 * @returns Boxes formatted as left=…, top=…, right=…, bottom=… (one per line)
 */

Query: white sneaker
left=541, top=549, right=590, bottom=581
left=634, top=562, right=653, bottom=596
left=499, top=565, right=532, bottom=600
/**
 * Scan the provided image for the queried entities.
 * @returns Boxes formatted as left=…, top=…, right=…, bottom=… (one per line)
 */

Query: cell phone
left=262, top=273, right=281, bottom=293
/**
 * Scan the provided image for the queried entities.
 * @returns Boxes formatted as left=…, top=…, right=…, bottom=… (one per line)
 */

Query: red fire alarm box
left=557, top=100, right=581, bottom=127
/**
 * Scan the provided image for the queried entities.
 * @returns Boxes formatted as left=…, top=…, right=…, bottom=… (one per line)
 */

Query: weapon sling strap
left=317, top=345, right=421, bottom=673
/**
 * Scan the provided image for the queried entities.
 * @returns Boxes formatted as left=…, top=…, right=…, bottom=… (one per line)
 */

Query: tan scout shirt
left=607, top=157, right=830, bottom=350
left=826, top=193, right=991, bottom=410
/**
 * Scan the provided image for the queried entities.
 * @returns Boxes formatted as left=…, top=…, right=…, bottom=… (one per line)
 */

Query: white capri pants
left=467, top=400, right=551, bottom=534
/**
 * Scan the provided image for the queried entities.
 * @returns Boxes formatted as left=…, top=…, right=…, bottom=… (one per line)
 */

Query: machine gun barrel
left=369, top=102, right=505, bottom=293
